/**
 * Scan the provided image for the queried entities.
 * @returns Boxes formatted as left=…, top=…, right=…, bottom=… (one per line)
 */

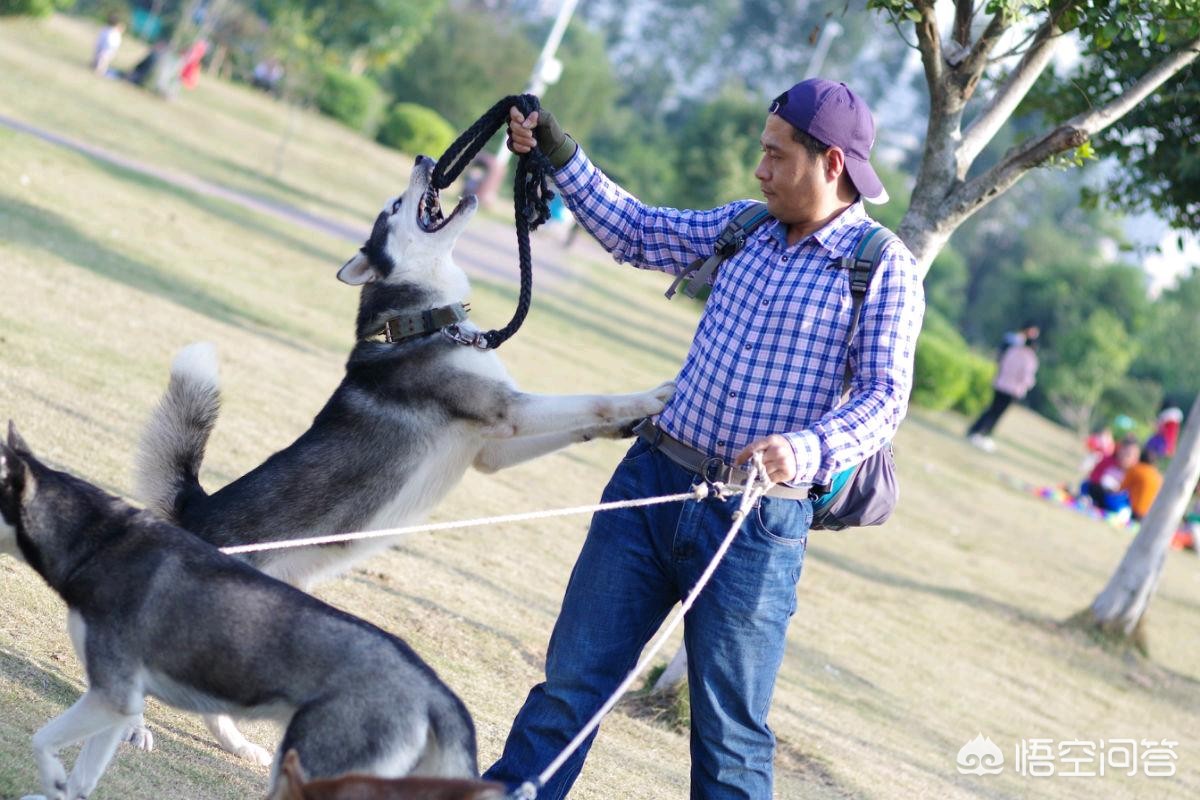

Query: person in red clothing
left=179, top=40, right=208, bottom=89
left=1082, top=436, right=1140, bottom=512
left=1145, top=406, right=1183, bottom=459
left=1120, top=449, right=1164, bottom=521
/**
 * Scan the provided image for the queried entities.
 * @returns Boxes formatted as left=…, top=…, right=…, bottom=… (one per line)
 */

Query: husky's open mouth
left=417, top=185, right=473, bottom=233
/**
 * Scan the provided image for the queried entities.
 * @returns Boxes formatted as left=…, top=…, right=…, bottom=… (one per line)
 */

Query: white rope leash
left=219, top=484, right=728, bottom=556
left=511, top=455, right=774, bottom=800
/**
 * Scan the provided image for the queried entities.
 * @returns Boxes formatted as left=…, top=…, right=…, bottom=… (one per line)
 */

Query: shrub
left=952, top=352, right=997, bottom=418
left=375, top=103, right=456, bottom=158
left=314, top=66, right=380, bottom=131
left=911, top=333, right=971, bottom=411
left=0, top=0, right=70, bottom=17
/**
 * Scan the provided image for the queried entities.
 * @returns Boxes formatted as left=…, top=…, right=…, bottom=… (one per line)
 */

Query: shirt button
left=744, top=344, right=752, bottom=351
left=729, top=391, right=737, bottom=398
left=717, top=440, right=726, bottom=447
left=760, top=299, right=769, bottom=307
left=781, top=255, right=790, bottom=263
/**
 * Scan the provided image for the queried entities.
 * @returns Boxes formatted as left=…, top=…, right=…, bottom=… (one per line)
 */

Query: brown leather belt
left=633, top=419, right=812, bottom=500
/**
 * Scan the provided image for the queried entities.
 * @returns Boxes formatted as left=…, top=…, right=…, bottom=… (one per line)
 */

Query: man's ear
left=337, top=251, right=379, bottom=286
left=7, top=421, right=32, bottom=455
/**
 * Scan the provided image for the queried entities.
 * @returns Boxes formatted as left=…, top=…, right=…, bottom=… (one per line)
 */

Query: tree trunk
left=1088, top=393, right=1200, bottom=647
left=651, top=643, right=688, bottom=694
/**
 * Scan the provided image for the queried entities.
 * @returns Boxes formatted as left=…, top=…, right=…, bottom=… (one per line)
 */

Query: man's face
left=1117, top=444, right=1140, bottom=469
left=754, top=115, right=832, bottom=225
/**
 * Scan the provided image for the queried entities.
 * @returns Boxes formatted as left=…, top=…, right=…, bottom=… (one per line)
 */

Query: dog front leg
left=63, top=720, right=133, bottom=799
left=203, top=713, right=273, bottom=766
left=474, top=419, right=647, bottom=473
left=23, top=690, right=132, bottom=800
left=494, top=382, right=674, bottom=439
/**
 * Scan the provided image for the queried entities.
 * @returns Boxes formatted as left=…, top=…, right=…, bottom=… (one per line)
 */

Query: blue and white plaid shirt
left=554, top=148, right=925, bottom=486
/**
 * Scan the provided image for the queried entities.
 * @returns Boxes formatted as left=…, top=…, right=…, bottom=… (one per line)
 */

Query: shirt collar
left=765, top=201, right=870, bottom=258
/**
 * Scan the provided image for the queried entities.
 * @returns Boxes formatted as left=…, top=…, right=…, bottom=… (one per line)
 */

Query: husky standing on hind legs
left=0, top=425, right=482, bottom=800
left=130, top=155, right=675, bottom=763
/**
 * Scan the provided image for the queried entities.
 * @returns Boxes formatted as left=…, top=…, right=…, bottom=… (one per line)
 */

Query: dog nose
left=415, top=155, right=434, bottom=168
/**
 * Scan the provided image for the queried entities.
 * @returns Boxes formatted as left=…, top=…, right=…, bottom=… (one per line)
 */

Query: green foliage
left=259, top=0, right=443, bottom=72
left=912, top=332, right=971, bottom=412
left=0, top=0, right=70, bottom=17
left=1095, top=377, right=1164, bottom=433
left=540, top=20, right=621, bottom=146
left=381, top=5, right=534, bottom=132
left=1129, top=268, right=1200, bottom=406
left=1039, top=309, right=1136, bottom=433
left=315, top=65, right=381, bottom=131
left=910, top=308, right=996, bottom=415
left=375, top=102, right=455, bottom=157
left=668, top=87, right=764, bottom=209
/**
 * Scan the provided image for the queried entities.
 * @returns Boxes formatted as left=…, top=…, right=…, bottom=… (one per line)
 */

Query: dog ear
left=337, top=251, right=379, bottom=286
left=7, top=421, right=32, bottom=455
left=0, top=440, right=28, bottom=500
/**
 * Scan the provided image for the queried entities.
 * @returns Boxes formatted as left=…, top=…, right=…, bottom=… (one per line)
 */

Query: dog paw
left=634, top=380, right=675, bottom=415
left=234, top=741, right=274, bottom=767
left=123, top=723, right=154, bottom=752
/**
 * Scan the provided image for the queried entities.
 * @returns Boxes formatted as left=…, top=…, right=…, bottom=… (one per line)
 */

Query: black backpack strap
left=838, top=225, right=898, bottom=394
left=665, top=202, right=774, bottom=299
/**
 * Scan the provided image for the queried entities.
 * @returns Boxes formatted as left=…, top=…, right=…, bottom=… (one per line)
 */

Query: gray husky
left=132, top=155, right=673, bottom=763
left=0, top=425, right=481, bottom=800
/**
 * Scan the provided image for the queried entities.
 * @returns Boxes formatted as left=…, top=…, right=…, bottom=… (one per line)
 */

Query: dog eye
left=390, top=197, right=403, bottom=214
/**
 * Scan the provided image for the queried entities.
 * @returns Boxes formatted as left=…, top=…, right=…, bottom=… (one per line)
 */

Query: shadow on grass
left=84, top=157, right=352, bottom=267
left=807, top=548, right=1052, bottom=628
left=0, top=196, right=313, bottom=352
left=467, top=273, right=692, bottom=367
left=0, top=646, right=83, bottom=706
left=344, top=575, right=546, bottom=671
left=202, top=149, right=375, bottom=227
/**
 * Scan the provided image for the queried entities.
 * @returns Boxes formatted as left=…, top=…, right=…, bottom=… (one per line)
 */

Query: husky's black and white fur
left=0, top=425, right=481, bottom=800
left=131, top=156, right=673, bottom=763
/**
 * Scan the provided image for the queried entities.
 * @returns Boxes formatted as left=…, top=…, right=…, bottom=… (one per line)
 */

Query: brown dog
left=269, top=750, right=508, bottom=800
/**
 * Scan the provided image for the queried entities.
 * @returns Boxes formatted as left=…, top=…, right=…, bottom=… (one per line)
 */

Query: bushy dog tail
left=422, top=694, right=483, bottom=780
left=135, top=342, right=220, bottom=520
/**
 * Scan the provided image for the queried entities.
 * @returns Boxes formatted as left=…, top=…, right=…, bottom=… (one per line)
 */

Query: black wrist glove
left=533, top=108, right=578, bottom=169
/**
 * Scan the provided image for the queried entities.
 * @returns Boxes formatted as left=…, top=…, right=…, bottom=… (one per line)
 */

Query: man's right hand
left=508, top=106, right=539, bottom=154
left=507, top=105, right=576, bottom=168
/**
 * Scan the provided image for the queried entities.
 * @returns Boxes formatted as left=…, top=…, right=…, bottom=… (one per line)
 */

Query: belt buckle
left=699, top=456, right=726, bottom=485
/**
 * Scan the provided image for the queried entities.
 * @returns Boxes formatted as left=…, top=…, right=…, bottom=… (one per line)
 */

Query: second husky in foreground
left=134, top=155, right=673, bottom=762
left=0, top=425, right=480, bottom=800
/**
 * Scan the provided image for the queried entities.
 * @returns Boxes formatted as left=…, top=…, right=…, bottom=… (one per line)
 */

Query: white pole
left=484, top=0, right=580, bottom=201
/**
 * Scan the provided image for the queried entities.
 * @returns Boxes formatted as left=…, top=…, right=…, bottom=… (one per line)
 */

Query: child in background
left=1120, top=449, right=1164, bottom=521
left=92, top=14, right=124, bottom=76
left=1145, top=406, right=1183, bottom=459
left=1082, top=436, right=1140, bottom=513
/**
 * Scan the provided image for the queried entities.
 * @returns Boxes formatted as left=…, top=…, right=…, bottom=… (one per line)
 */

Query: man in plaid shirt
left=488, top=79, right=925, bottom=799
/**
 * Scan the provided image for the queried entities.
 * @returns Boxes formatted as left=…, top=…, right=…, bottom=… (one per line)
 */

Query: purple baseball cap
left=768, top=79, right=889, bottom=204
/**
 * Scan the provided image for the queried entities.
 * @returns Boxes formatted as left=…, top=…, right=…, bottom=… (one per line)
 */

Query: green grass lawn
left=1, top=14, right=1198, bottom=800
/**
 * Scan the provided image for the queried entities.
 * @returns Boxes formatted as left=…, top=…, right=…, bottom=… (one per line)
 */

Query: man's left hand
left=734, top=435, right=797, bottom=484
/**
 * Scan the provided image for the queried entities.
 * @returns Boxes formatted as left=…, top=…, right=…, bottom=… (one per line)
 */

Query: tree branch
left=912, top=0, right=944, bottom=100
left=957, top=10, right=1008, bottom=77
left=944, top=34, right=1200, bottom=235
left=957, top=13, right=1066, bottom=174
left=952, top=0, right=976, bottom=47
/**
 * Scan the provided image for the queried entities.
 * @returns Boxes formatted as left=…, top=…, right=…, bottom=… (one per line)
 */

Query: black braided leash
left=431, top=94, right=554, bottom=350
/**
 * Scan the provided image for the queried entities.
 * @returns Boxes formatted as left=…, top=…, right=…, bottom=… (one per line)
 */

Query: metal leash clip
left=442, top=324, right=491, bottom=350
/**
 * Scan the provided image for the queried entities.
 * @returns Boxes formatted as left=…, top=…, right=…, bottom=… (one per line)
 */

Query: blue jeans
left=485, top=439, right=812, bottom=799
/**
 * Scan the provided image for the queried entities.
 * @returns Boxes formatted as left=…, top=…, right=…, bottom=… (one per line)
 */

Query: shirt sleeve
left=553, top=147, right=757, bottom=275
left=782, top=241, right=926, bottom=485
